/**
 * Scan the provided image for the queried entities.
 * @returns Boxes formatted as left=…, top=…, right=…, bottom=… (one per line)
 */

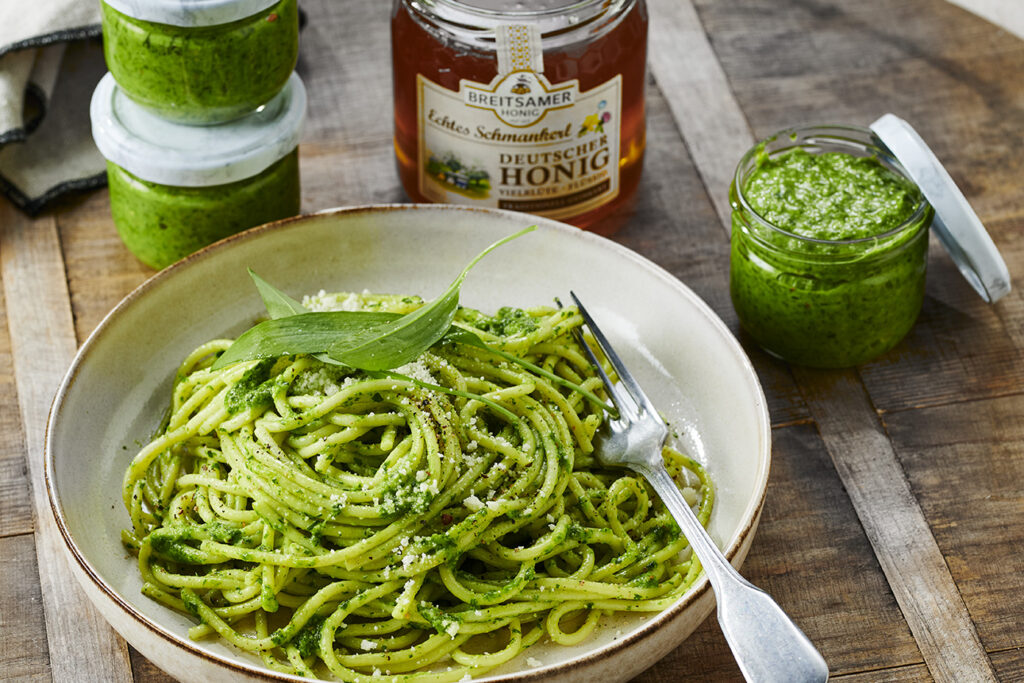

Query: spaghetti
left=122, top=293, right=713, bottom=680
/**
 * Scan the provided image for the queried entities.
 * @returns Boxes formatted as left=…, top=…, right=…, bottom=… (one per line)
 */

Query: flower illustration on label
left=578, top=109, right=612, bottom=137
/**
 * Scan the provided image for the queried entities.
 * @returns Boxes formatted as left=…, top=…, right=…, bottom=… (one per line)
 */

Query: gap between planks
left=645, top=0, right=997, bottom=680
left=0, top=201, right=134, bottom=682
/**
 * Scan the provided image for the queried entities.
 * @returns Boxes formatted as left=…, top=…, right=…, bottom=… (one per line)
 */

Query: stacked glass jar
left=91, top=0, right=305, bottom=269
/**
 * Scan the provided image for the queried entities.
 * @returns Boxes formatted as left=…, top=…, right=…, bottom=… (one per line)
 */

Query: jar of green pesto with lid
left=101, top=0, right=299, bottom=124
left=730, top=116, right=1010, bottom=368
left=91, top=71, right=306, bottom=269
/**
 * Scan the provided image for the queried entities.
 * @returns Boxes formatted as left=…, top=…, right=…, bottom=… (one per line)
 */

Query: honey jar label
left=416, top=24, right=621, bottom=220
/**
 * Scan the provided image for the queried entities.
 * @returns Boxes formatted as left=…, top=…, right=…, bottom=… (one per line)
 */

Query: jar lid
left=408, top=0, right=628, bottom=40
left=90, top=71, right=306, bottom=188
left=102, top=0, right=280, bottom=27
left=870, top=114, right=1011, bottom=303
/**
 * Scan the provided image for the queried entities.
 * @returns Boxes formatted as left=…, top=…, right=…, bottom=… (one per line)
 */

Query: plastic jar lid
left=870, top=114, right=1011, bottom=303
left=102, top=0, right=281, bottom=27
left=91, top=71, right=306, bottom=188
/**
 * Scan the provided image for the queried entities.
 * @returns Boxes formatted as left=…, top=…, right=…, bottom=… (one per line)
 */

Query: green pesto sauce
left=743, top=148, right=921, bottom=240
left=225, top=358, right=277, bottom=413
left=730, top=148, right=932, bottom=368
left=107, top=149, right=300, bottom=269
left=293, top=615, right=326, bottom=657
left=101, top=0, right=299, bottom=123
left=473, top=306, right=540, bottom=337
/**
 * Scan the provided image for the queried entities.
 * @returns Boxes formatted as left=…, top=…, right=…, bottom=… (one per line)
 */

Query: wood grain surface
left=1, top=204, right=134, bottom=682
left=2, top=0, right=1022, bottom=681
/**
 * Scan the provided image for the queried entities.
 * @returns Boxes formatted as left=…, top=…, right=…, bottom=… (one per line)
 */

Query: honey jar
left=391, top=0, right=648, bottom=230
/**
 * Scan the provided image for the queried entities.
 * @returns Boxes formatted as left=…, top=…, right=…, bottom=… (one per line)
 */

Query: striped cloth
left=0, top=2, right=105, bottom=214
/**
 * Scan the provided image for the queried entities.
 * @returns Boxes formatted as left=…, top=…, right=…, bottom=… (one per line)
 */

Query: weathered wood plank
left=860, top=216, right=1024, bottom=413
left=296, top=0, right=393, bottom=145
left=55, top=189, right=152, bottom=342
left=293, top=0, right=405, bottom=210
left=795, top=368, right=996, bottom=681
left=991, top=648, right=1024, bottom=682
left=645, top=0, right=812, bottom=427
left=882, top=393, right=1024, bottom=654
left=0, top=274, right=32, bottom=536
left=0, top=201, right=134, bottom=682
left=619, top=71, right=810, bottom=427
left=640, top=424, right=922, bottom=680
left=647, top=0, right=753, bottom=228
left=692, top=0, right=1024, bottom=412
left=129, top=647, right=179, bottom=682
left=300, top=139, right=406, bottom=211
left=655, top=0, right=1007, bottom=679
left=832, top=664, right=932, bottom=681
left=0, top=533, right=50, bottom=681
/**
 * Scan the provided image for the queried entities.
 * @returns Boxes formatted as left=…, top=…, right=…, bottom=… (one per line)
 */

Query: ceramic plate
left=46, top=204, right=771, bottom=682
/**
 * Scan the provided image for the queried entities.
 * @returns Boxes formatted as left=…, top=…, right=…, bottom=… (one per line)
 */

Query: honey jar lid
left=102, top=0, right=281, bottom=27
left=871, top=114, right=1011, bottom=303
left=90, top=71, right=306, bottom=188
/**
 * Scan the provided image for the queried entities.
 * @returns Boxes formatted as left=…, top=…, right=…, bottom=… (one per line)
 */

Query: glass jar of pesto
left=100, top=0, right=299, bottom=124
left=729, top=125, right=933, bottom=368
left=90, top=72, right=306, bottom=269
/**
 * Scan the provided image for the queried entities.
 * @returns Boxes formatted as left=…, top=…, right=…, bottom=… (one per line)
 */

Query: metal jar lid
left=90, top=71, right=306, bottom=188
left=102, top=0, right=282, bottom=27
left=871, top=113, right=1011, bottom=303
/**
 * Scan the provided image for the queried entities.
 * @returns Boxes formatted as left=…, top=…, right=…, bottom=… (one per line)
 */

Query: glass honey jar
left=391, top=0, right=648, bottom=230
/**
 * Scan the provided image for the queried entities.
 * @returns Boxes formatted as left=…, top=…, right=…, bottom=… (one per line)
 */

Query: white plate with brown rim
left=46, top=204, right=771, bottom=682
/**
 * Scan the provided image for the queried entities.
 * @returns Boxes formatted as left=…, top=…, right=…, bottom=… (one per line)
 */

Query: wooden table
left=3, top=0, right=1022, bottom=680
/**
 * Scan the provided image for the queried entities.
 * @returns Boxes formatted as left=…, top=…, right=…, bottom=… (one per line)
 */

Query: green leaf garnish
left=214, top=227, right=534, bottom=372
left=250, top=268, right=305, bottom=319
left=325, top=226, right=535, bottom=371
left=246, top=269, right=350, bottom=367
left=210, top=225, right=609, bottom=415
left=212, top=311, right=401, bottom=370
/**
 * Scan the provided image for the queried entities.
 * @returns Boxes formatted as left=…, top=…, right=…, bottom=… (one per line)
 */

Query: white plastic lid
left=871, top=114, right=1011, bottom=303
left=91, top=71, right=306, bottom=188
left=103, top=0, right=281, bottom=27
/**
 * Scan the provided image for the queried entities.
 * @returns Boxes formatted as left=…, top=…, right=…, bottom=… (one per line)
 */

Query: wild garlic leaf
left=250, top=268, right=306, bottom=319
left=211, top=311, right=400, bottom=370
left=249, top=269, right=348, bottom=366
left=326, top=226, right=535, bottom=371
left=214, top=226, right=535, bottom=372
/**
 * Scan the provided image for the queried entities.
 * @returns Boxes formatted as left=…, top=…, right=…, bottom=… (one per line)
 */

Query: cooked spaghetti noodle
left=121, top=294, right=713, bottom=681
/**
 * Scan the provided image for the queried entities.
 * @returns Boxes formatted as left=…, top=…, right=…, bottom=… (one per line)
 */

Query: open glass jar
left=729, top=125, right=934, bottom=368
left=392, top=0, right=647, bottom=230
left=101, top=0, right=299, bottom=124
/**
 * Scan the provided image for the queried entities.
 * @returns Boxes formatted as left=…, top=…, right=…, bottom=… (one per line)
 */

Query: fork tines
left=570, top=292, right=660, bottom=422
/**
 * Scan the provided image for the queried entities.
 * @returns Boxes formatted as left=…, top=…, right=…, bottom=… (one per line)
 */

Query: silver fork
left=570, top=292, right=829, bottom=683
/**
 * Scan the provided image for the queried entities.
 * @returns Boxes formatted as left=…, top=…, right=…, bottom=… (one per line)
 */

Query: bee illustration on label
left=510, top=75, right=532, bottom=95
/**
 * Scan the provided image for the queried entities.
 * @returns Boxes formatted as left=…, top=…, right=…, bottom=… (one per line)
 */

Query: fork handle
left=640, top=463, right=830, bottom=683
